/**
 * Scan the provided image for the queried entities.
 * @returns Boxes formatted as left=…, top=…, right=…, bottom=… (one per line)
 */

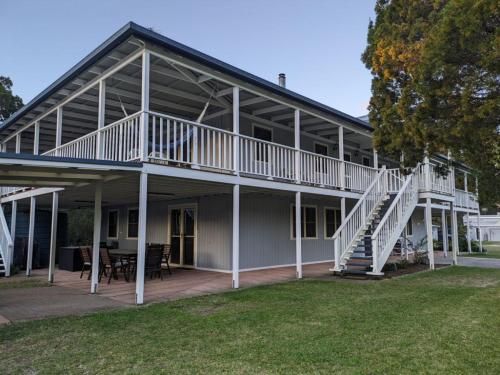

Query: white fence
left=455, top=189, right=479, bottom=210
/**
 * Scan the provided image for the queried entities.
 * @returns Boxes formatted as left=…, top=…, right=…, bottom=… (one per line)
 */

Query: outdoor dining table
left=109, top=249, right=137, bottom=282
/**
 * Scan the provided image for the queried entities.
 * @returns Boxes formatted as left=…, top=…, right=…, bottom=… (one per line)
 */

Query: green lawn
left=462, top=241, right=500, bottom=259
left=1, top=267, right=500, bottom=374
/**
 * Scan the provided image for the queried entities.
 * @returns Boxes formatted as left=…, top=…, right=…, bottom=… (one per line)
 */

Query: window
left=108, top=210, right=118, bottom=239
left=291, top=205, right=317, bottom=239
left=253, top=125, right=273, bottom=161
left=314, top=143, right=328, bottom=156
left=362, top=156, right=371, bottom=167
left=343, top=153, right=351, bottom=162
left=127, top=209, right=139, bottom=238
left=406, top=219, right=413, bottom=236
left=324, top=208, right=342, bottom=238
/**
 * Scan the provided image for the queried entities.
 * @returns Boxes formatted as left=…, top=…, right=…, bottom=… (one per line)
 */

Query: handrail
left=0, top=205, right=13, bottom=277
left=372, top=164, right=419, bottom=239
left=333, top=166, right=387, bottom=238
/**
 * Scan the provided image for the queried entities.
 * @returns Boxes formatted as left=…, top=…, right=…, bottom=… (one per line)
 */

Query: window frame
left=126, top=207, right=139, bottom=239
left=252, top=124, right=273, bottom=142
left=314, top=141, right=329, bottom=156
left=362, top=156, right=371, bottom=167
left=324, top=207, right=342, bottom=240
left=107, top=209, right=119, bottom=240
left=290, top=204, right=318, bottom=240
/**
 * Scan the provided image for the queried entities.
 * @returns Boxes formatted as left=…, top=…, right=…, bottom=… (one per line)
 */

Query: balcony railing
left=8, top=110, right=387, bottom=194
left=417, top=163, right=454, bottom=195
left=455, top=189, right=479, bottom=210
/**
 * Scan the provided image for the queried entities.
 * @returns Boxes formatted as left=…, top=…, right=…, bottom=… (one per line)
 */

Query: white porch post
left=441, top=208, right=448, bottom=258
left=450, top=202, right=459, bottom=265
left=233, top=87, right=240, bottom=175
left=15, top=133, right=21, bottom=153
left=48, top=192, right=59, bottom=283
left=26, top=197, right=36, bottom=276
left=33, top=121, right=40, bottom=155
left=424, top=154, right=431, bottom=191
left=232, top=184, right=240, bottom=288
left=294, top=109, right=301, bottom=183
left=339, top=125, right=346, bottom=221
left=464, top=172, right=472, bottom=253
left=373, top=149, right=378, bottom=170
left=476, top=177, right=483, bottom=252
left=55, top=107, right=63, bottom=154
left=140, top=51, right=150, bottom=162
left=10, top=200, right=17, bottom=265
left=425, top=197, right=434, bottom=270
left=96, top=79, right=106, bottom=159
left=295, top=191, right=302, bottom=279
left=135, top=172, right=148, bottom=304
left=91, top=183, right=102, bottom=293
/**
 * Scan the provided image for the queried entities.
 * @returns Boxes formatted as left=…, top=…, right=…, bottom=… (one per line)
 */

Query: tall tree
left=362, top=0, right=499, bottom=205
left=0, top=76, right=23, bottom=123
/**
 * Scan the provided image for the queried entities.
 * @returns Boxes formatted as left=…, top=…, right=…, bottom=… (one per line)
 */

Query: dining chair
left=99, top=248, right=125, bottom=284
left=79, top=246, right=92, bottom=280
left=145, top=245, right=164, bottom=280
left=161, top=244, right=172, bottom=275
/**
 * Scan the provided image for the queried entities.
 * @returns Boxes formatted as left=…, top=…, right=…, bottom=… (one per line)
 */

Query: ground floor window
left=127, top=209, right=139, bottom=238
left=324, top=208, right=342, bottom=238
left=406, top=218, right=413, bottom=236
left=108, top=210, right=118, bottom=239
left=291, top=205, right=317, bottom=239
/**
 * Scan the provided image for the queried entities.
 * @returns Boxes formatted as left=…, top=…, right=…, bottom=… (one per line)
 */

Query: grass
left=462, top=241, right=500, bottom=259
left=1, top=266, right=500, bottom=374
left=0, top=276, right=50, bottom=289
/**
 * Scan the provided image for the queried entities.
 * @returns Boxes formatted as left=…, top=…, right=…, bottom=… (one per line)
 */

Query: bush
left=397, top=259, right=410, bottom=269
left=414, top=251, right=428, bottom=265
left=459, top=237, right=480, bottom=252
left=433, top=240, right=443, bottom=251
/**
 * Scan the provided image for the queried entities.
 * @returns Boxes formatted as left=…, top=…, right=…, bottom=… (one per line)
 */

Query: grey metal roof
left=1, top=21, right=373, bottom=133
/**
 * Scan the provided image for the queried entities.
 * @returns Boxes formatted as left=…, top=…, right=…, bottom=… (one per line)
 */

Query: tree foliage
left=362, top=0, right=500, bottom=205
left=0, top=76, right=23, bottom=123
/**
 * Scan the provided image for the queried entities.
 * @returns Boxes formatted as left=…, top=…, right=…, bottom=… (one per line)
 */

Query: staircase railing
left=0, top=205, right=13, bottom=277
left=333, top=166, right=388, bottom=271
left=370, top=165, right=420, bottom=274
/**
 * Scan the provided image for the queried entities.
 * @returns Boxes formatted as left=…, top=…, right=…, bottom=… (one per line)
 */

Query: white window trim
left=252, top=123, right=273, bottom=142
left=343, top=151, right=352, bottom=162
left=126, top=207, right=139, bottom=239
left=290, top=204, right=318, bottom=240
left=324, top=206, right=341, bottom=240
left=107, top=209, right=119, bottom=240
left=313, top=141, right=329, bottom=156
left=362, top=156, right=371, bottom=167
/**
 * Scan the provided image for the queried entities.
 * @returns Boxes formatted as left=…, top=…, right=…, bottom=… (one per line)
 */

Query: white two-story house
left=0, top=23, right=481, bottom=304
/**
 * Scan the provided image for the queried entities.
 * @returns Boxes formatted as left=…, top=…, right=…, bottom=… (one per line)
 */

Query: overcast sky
left=1, top=0, right=376, bottom=117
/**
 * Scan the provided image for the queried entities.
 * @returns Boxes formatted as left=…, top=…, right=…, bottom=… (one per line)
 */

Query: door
left=169, top=205, right=197, bottom=267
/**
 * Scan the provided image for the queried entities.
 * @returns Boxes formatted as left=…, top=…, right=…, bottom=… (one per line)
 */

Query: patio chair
left=99, top=247, right=126, bottom=284
left=145, top=245, right=164, bottom=280
left=161, top=244, right=172, bottom=275
left=79, top=246, right=92, bottom=280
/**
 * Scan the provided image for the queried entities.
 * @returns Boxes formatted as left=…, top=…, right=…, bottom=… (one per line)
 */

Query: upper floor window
left=314, top=143, right=328, bottom=156
left=344, top=153, right=351, bottom=162
left=362, top=156, right=371, bottom=167
left=291, top=205, right=317, bottom=239
left=253, top=125, right=272, bottom=161
left=127, top=209, right=139, bottom=238
left=108, top=210, right=118, bottom=239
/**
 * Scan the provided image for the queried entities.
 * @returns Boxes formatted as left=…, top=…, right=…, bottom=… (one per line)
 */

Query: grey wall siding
left=101, top=192, right=356, bottom=272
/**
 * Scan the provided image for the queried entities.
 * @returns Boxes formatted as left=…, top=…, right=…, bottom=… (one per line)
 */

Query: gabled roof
left=1, top=22, right=373, bottom=134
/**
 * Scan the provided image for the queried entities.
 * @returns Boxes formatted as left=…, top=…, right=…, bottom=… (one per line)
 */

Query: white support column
left=441, top=209, right=448, bottom=258
left=140, top=51, right=150, bottom=162
left=232, top=184, right=240, bottom=288
left=373, top=149, right=378, bottom=170
left=26, top=197, right=36, bottom=276
left=425, top=197, right=435, bottom=270
left=15, top=133, right=21, bottom=153
left=91, top=183, right=102, bottom=293
left=339, top=125, right=345, bottom=190
left=10, top=200, right=17, bottom=265
left=96, top=80, right=106, bottom=159
left=56, top=106, right=63, bottom=149
left=450, top=202, right=459, bottom=265
left=48, top=192, right=59, bottom=283
left=464, top=173, right=472, bottom=253
left=340, top=198, right=346, bottom=222
left=135, top=172, right=148, bottom=304
left=294, top=109, right=301, bottom=183
left=295, top=192, right=302, bottom=279
left=33, top=121, right=40, bottom=155
left=233, top=87, right=240, bottom=175
left=476, top=177, right=483, bottom=252
left=424, top=154, right=431, bottom=191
